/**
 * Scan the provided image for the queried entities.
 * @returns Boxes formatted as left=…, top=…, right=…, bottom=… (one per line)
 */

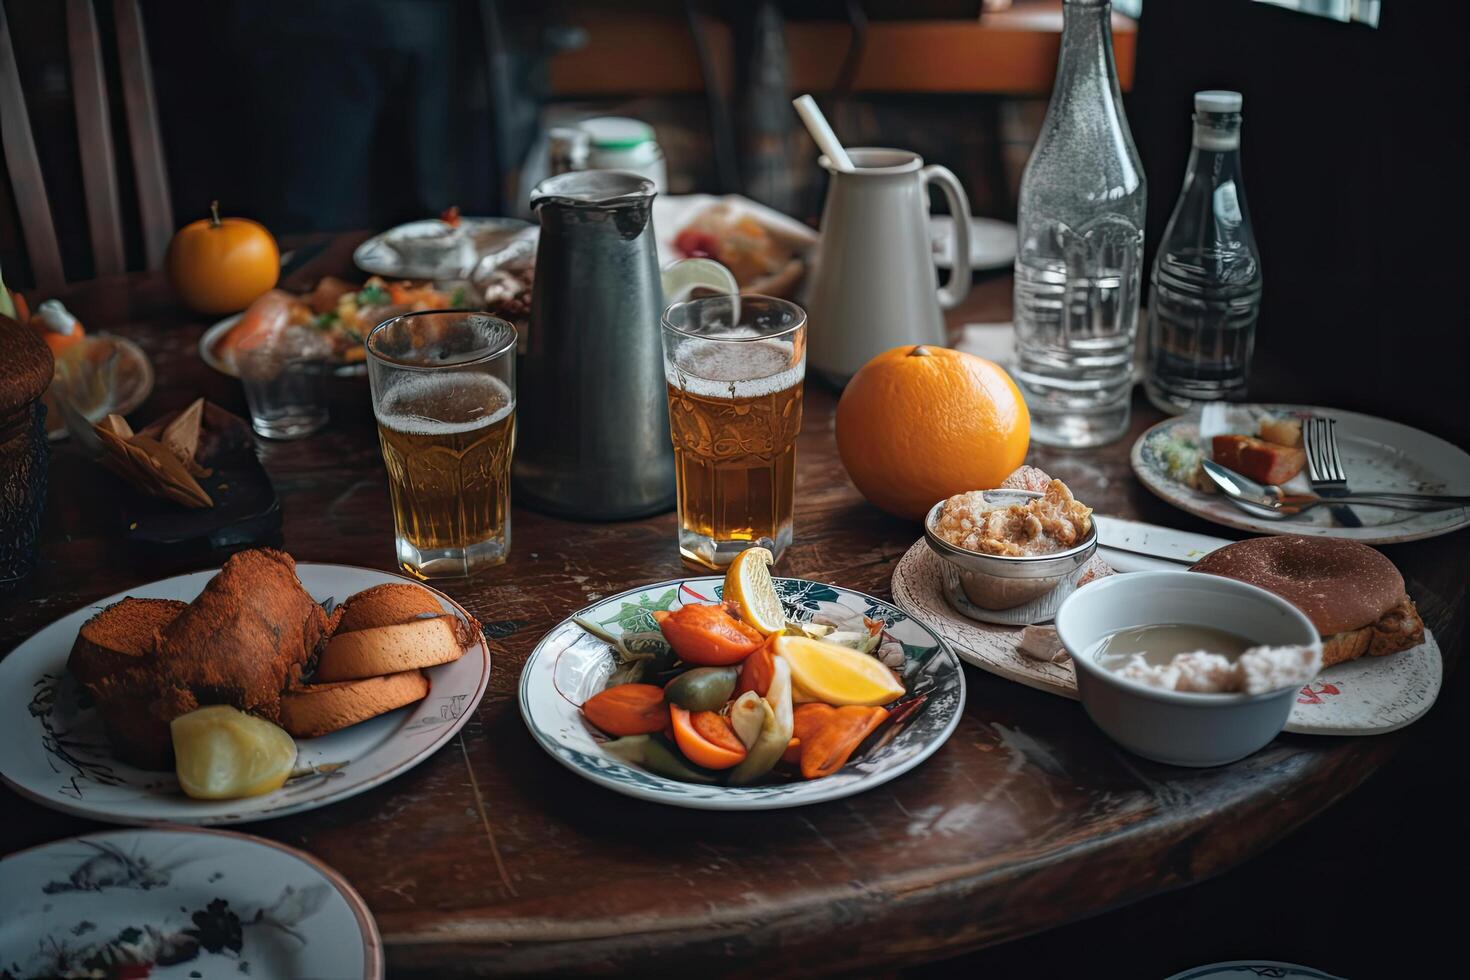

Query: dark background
left=2, top=1, right=1468, bottom=975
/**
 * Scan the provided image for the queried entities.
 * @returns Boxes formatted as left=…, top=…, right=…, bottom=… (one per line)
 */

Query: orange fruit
left=835, top=345, right=1029, bottom=520
left=166, top=201, right=279, bottom=314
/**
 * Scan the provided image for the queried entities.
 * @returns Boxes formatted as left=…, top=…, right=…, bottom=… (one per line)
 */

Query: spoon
left=1201, top=460, right=1470, bottom=519
left=792, top=94, right=855, bottom=172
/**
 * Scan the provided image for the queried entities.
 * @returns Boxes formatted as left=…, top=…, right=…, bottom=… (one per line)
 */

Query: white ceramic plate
left=891, top=538, right=1442, bottom=736
left=1, top=827, right=382, bottom=979
left=519, top=576, right=965, bottom=810
left=353, top=217, right=531, bottom=280
left=1132, top=403, right=1470, bottom=543
left=199, top=314, right=365, bottom=379
left=44, top=334, right=155, bottom=440
left=930, top=215, right=1018, bottom=271
left=1165, top=963, right=1344, bottom=980
left=0, top=563, right=490, bottom=826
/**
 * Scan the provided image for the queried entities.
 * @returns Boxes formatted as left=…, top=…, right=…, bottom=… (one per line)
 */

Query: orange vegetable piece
left=691, top=711, right=745, bottom=755
left=581, top=684, right=668, bottom=737
left=654, top=603, right=764, bottom=666
left=11, top=291, right=30, bottom=323
left=734, top=640, right=776, bottom=698
left=799, top=705, right=890, bottom=780
left=669, top=705, right=746, bottom=769
left=781, top=737, right=802, bottom=766
left=784, top=703, right=834, bottom=765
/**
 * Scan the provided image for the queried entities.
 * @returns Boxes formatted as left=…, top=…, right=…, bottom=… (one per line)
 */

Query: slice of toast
left=316, top=615, right=475, bottom=681
left=68, top=597, right=187, bottom=688
left=279, top=670, right=430, bottom=738
left=334, top=582, right=445, bottom=633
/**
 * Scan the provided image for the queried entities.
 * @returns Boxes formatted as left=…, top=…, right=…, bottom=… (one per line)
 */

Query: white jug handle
left=920, top=164, right=972, bottom=311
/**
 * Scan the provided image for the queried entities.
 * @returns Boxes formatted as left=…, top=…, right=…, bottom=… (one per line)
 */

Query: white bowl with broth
left=1055, top=571, right=1321, bottom=767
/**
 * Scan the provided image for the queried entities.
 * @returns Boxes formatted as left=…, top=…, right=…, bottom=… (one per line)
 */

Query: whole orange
left=836, top=345, right=1030, bottom=520
left=165, top=201, right=279, bottom=314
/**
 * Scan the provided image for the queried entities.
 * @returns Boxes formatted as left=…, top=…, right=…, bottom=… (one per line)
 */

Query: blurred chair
left=0, top=0, right=173, bottom=293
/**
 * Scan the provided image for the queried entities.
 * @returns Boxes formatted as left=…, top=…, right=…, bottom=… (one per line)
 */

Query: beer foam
left=665, top=338, right=805, bottom=398
left=375, top=373, right=514, bottom=434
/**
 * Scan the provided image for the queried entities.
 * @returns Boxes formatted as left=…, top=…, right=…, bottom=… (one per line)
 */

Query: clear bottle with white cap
left=1145, top=90, right=1264, bottom=414
left=580, top=116, right=667, bottom=192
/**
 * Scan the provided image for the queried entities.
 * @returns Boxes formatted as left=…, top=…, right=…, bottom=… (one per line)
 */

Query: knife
left=1094, top=515, right=1232, bottom=569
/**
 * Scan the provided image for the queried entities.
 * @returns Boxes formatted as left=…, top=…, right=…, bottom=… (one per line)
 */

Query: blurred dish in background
left=45, top=335, right=154, bottom=442
left=354, top=214, right=533, bottom=280
left=655, top=194, right=818, bottom=298
left=930, top=214, right=1018, bottom=271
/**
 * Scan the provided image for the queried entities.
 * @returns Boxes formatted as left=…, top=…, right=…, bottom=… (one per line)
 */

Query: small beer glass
left=661, top=294, right=806, bottom=570
left=366, top=313, right=516, bottom=579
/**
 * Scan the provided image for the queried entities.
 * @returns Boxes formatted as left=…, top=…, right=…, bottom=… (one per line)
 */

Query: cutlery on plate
left=1201, top=460, right=1470, bottom=519
left=1302, top=415, right=1361, bottom=527
left=1094, top=515, right=1231, bottom=566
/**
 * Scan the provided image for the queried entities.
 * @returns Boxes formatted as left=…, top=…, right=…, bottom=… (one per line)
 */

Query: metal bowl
left=923, top=490, right=1098, bottom=626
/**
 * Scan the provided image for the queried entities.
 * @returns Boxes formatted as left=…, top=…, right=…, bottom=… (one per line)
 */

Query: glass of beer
left=366, top=312, right=516, bottom=579
left=661, top=294, right=806, bottom=569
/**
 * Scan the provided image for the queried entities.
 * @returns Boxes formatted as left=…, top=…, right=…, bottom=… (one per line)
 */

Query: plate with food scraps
left=0, top=561, right=490, bottom=826
left=891, top=537, right=1442, bottom=736
left=1132, top=403, right=1470, bottom=543
left=519, top=575, right=965, bottom=810
left=199, top=276, right=480, bottom=379
left=354, top=216, right=532, bottom=280
left=0, top=826, right=383, bottom=979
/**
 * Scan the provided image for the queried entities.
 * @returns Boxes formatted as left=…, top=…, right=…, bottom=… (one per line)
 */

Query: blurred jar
left=581, top=117, right=667, bottom=192
left=0, top=316, right=54, bottom=591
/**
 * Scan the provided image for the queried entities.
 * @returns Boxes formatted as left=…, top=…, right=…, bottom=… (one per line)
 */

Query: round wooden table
left=3, top=234, right=1464, bottom=977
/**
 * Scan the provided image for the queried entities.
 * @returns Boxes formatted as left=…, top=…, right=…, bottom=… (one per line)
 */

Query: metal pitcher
left=516, top=171, right=734, bottom=520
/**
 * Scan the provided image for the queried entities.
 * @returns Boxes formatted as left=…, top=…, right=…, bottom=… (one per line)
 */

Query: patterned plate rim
left=518, top=575, right=966, bottom=810
left=1130, top=403, right=1470, bottom=543
left=1, top=826, right=385, bottom=979
left=0, top=562, right=491, bottom=826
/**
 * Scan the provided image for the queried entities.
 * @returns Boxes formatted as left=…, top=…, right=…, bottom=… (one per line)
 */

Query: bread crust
left=317, top=615, right=475, bottom=681
left=279, top=670, right=430, bottom=738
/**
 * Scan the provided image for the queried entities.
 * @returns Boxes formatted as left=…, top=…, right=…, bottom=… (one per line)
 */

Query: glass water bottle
left=1145, top=91, right=1263, bottom=414
left=1013, top=0, right=1146, bottom=448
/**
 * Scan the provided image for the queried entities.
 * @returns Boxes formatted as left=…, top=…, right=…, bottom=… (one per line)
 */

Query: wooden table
left=2, top=234, right=1464, bottom=977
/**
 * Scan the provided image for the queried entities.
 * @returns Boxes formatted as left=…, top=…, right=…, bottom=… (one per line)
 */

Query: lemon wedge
left=172, top=705, right=297, bottom=800
left=772, top=635, right=905, bottom=707
left=723, top=547, right=786, bottom=636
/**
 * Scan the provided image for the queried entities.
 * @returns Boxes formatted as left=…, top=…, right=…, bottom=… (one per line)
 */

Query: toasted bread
left=316, top=615, right=476, bottom=681
left=68, top=598, right=186, bottom=688
left=68, top=598, right=188, bottom=770
left=279, top=670, right=431, bottom=738
left=1321, top=596, right=1425, bottom=667
left=335, top=582, right=444, bottom=633
left=1212, top=434, right=1306, bottom=486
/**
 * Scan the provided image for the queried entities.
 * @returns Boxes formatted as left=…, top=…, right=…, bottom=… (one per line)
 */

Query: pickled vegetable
left=663, top=666, right=738, bottom=712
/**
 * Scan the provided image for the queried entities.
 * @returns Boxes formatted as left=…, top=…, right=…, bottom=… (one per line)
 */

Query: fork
left=1302, top=416, right=1361, bottom=527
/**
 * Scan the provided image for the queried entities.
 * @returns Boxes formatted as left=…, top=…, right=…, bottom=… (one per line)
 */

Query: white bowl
left=1055, top=570, right=1321, bottom=767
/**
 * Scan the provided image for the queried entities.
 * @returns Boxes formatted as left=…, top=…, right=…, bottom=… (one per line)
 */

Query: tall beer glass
left=366, top=312, right=516, bottom=579
left=661, top=294, right=806, bottom=569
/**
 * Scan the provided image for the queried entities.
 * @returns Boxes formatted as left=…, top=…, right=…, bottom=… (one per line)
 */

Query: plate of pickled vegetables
left=519, top=550, right=965, bottom=809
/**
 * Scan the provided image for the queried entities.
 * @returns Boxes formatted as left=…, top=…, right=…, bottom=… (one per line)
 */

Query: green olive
left=602, top=734, right=717, bottom=784
left=662, top=666, right=738, bottom=712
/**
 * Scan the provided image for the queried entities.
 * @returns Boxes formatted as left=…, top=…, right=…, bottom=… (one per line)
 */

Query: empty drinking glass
left=236, top=326, right=333, bottom=440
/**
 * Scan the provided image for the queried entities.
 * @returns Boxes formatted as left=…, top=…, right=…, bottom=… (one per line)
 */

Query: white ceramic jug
left=805, top=147, right=972, bottom=385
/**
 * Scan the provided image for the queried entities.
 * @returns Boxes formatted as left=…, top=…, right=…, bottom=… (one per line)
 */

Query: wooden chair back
left=0, top=0, right=174, bottom=294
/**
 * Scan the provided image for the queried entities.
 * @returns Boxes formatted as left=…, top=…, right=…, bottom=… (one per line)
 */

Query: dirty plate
left=0, top=826, right=382, bottom=978
left=520, top=576, right=964, bottom=810
left=1132, top=404, right=1470, bottom=543
left=0, top=563, right=490, bottom=826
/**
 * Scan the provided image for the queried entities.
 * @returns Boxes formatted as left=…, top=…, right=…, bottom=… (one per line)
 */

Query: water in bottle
left=1145, top=91, right=1263, bottom=414
left=1013, top=0, right=1146, bottom=448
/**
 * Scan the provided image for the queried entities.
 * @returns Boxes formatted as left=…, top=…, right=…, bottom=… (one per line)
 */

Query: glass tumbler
left=366, top=312, right=517, bottom=579
left=661, top=294, right=806, bottom=570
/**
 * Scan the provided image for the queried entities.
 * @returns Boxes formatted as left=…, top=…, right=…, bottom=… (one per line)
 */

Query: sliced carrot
left=734, top=640, right=776, bottom=698
left=669, top=704, right=746, bottom=769
left=781, top=736, right=803, bottom=766
left=582, top=684, right=668, bottom=737
left=799, top=705, right=890, bottom=780
left=784, top=704, right=833, bottom=765
left=692, top=711, right=746, bottom=755
left=655, top=604, right=764, bottom=666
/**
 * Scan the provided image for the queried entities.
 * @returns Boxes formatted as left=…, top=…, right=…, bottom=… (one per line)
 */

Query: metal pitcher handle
left=920, top=164, right=972, bottom=311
